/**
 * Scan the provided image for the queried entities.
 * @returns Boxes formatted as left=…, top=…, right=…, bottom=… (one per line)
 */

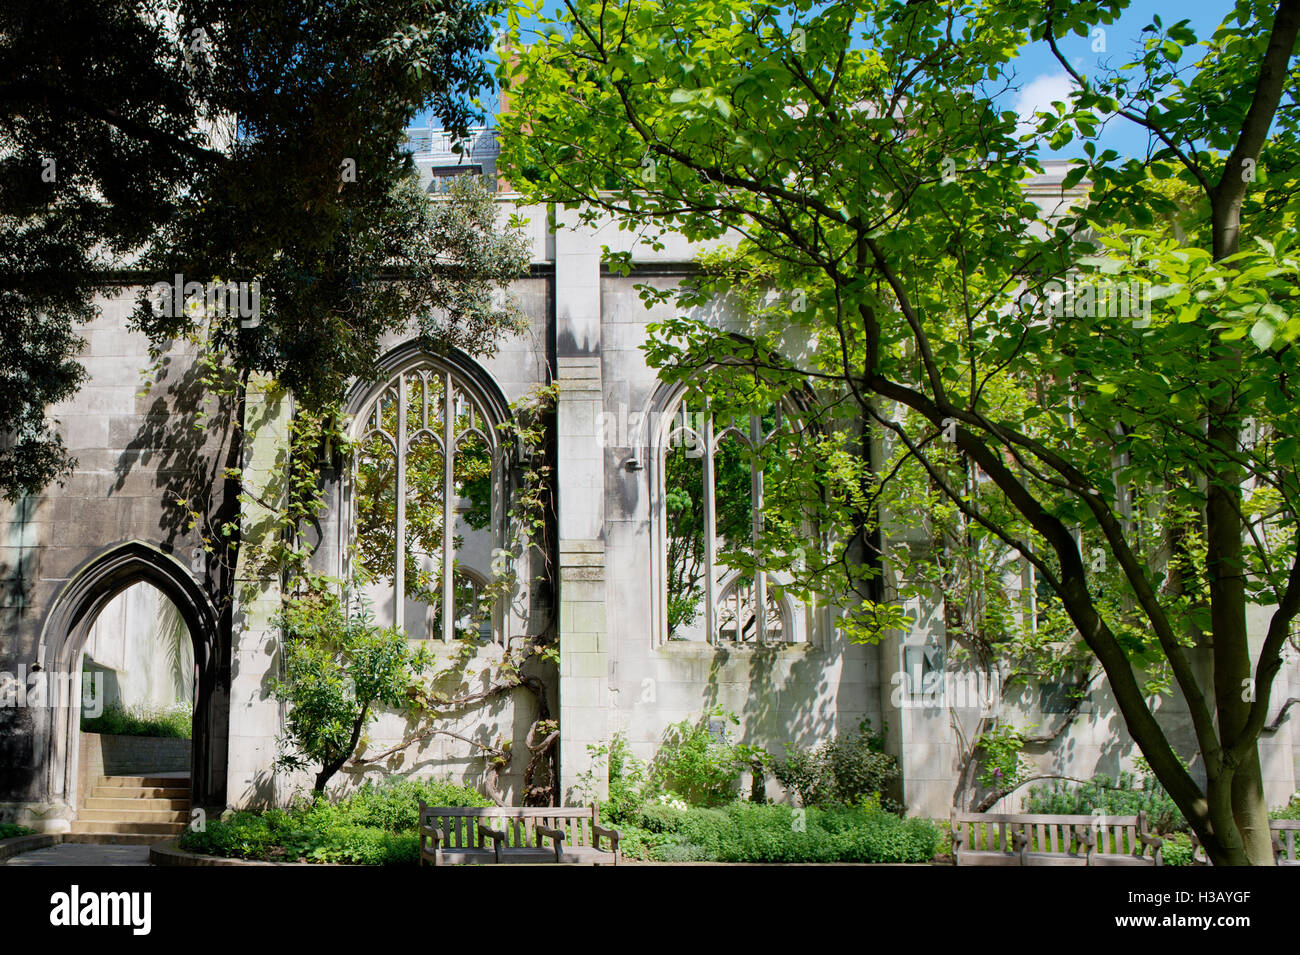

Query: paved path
left=5, top=843, right=151, bottom=866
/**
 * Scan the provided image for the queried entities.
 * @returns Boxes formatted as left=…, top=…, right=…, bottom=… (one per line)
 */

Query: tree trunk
left=314, top=706, right=369, bottom=794
left=1206, top=437, right=1274, bottom=865
left=1198, top=0, right=1300, bottom=862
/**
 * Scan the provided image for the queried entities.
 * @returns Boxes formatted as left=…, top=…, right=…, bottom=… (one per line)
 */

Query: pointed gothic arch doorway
left=36, top=541, right=226, bottom=811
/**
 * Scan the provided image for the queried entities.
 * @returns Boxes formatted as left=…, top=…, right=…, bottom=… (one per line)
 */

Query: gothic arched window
left=650, top=388, right=812, bottom=646
left=346, top=356, right=508, bottom=642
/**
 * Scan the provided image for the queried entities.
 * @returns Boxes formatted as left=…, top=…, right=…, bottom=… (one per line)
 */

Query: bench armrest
left=1136, top=829, right=1164, bottom=850
left=535, top=823, right=566, bottom=843
left=419, top=824, right=449, bottom=866
left=1074, top=826, right=1096, bottom=857
left=949, top=812, right=966, bottom=852
left=477, top=821, right=506, bottom=863
left=592, top=823, right=622, bottom=853
left=535, top=823, right=566, bottom=863
left=1135, top=813, right=1164, bottom=861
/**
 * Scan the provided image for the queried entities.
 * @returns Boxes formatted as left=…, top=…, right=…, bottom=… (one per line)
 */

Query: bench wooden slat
left=418, top=802, right=619, bottom=866
left=951, top=810, right=1158, bottom=866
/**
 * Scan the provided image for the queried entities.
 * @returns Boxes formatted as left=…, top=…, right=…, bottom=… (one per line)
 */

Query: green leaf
left=1061, top=165, right=1088, bottom=191
left=1250, top=318, right=1276, bottom=351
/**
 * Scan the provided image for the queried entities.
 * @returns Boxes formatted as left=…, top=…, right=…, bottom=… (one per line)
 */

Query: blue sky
left=1009, top=0, right=1236, bottom=158
left=413, top=0, right=1239, bottom=161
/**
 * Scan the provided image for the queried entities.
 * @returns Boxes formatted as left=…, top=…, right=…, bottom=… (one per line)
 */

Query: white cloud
left=1014, top=72, right=1076, bottom=133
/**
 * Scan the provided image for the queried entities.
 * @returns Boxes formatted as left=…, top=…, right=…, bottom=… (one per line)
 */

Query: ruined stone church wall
left=0, top=291, right=236, bottom=820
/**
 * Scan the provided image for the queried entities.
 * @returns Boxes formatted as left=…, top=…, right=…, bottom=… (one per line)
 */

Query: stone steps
left=77, top=808, right=191, bottom=824
left=95, top=775, right=187, bottom=788
left=84, top=796, right=190, bottom=811
left=71, top=775, right=192, bottom=844
left=69, top=820, right=189, bottom=836
left=90, top=785, right=190, bottom=800
left=61, top=832, right=173, bottom=846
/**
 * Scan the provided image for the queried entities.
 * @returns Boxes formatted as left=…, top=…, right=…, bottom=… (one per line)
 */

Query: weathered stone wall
left=83, top=732, right=191, bottom=777
left=551, top=209, right=884, bottom=801
left=0, top=290, right=235, bottom=824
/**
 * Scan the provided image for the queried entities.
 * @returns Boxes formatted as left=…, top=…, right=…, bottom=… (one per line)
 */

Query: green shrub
left=604, top=733, right=653, bottom=821
left=178, top=775, right=489, bottom=865
left=0, top=823, right=36, bottom=840
left=330, top=778, right=491, bottom=831
left=773, top=720, right=901, bottom=811
left=587, top=718, right=934, bottom=862
left=653, top=709, right=751, bottom=807
left=617, top=800, right=940, bottom=863
left=81, top=700, right=191, bottom=739
left=1022, top=772, right=1185, bottom=833
left=1270, top=793, right=1300, bottom=820
left=1161, top=832, right=1195, bottom=866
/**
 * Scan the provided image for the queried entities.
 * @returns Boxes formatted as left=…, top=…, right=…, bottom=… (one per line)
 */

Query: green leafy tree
left=0, top=0, right=509, bottom=499
left=270, top=587, right=431, bottom=793
left=498, top=0, right=1300, bottom=863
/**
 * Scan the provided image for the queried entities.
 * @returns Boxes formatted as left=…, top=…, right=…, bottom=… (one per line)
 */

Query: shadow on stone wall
left=110, top=350, right=237, bottom=556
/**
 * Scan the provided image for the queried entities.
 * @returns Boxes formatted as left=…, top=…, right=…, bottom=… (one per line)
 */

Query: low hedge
left=179, top=778, right=492, bottom=865
left=617, top=801, right=941, bottom=863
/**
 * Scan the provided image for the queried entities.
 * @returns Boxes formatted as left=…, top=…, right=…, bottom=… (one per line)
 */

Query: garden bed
left=611, top=801, right=940, bottom=863
left=178, top=778, right=492, bottom=865
left=177, top=777, right=943, bottom=865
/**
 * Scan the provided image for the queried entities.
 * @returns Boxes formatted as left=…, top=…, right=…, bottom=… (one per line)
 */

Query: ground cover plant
left=588, top=717, right=938, bottom=863
left=178, top=777, right=490, bottom=865
left=81, top=700, right=192, bottom=739
left=613, top=798, right=941, bottom=863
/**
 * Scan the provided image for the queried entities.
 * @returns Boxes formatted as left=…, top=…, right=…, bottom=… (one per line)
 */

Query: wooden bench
left=1271, top=819, right=1300, bottom=866
left=1185, top=818, right=1300, bottom=866
left=950, top=810, right=1162, bottom=866
left=418, top=804, right=622, bottom=866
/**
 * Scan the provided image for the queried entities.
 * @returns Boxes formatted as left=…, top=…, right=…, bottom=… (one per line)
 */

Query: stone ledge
left=656, top=641, right=820, bottom=658
left=559, top=539, right=605, bottom=554
left=149, top=839, right=344, bottom=867
left=560, top=567, right=605, bottom=582
left=0, top=833, right=63, bottom=861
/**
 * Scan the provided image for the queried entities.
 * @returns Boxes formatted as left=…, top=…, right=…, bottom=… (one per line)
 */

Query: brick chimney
left=495, top=36, right=520, bottom=193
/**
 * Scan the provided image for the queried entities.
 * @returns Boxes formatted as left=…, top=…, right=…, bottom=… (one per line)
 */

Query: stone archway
left=36, top=541, right=225, bottom=810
